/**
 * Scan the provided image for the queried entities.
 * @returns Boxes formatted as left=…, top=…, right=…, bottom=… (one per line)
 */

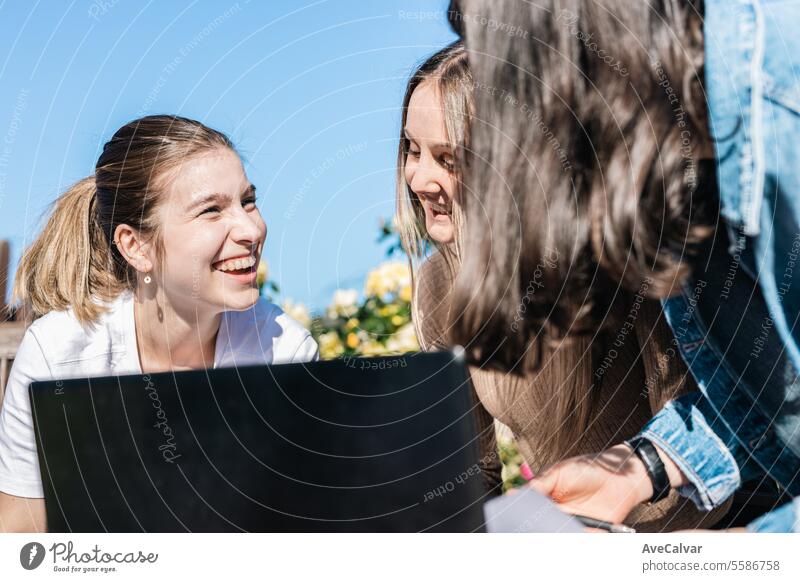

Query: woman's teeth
left=430, top=204, right=451, bottom=216
left=216, top=255, right=256, bottom=272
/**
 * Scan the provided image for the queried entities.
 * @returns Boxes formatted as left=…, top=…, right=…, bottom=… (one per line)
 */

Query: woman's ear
left=114, top=223, right=153, bottom=274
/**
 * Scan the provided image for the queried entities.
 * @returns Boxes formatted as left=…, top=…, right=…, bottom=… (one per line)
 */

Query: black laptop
left=29, top=349, right=488, bottom=532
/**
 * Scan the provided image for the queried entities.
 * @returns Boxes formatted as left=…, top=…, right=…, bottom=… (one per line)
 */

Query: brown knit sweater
left=414, top=253, right=730, bottom=532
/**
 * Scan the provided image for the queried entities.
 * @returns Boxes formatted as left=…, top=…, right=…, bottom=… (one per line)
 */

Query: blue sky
left=0, top=0, right=456, bottom=313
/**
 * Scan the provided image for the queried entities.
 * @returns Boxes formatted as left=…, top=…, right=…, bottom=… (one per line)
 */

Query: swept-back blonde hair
left=396, top=41, right=470, bottom=277
left=397, top=43, right=597, bottom=466
left=13, top=115, right=234, bottom=326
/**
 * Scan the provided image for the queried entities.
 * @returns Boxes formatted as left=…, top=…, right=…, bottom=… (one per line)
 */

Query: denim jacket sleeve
left=639, top=395, right=740, bottom=512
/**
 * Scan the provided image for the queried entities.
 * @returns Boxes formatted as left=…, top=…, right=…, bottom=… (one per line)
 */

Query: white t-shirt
left=0, top=290, right=318, bottom=498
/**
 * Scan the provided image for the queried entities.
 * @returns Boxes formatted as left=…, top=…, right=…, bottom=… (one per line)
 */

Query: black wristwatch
left=626, top=437, right=671, bottom=503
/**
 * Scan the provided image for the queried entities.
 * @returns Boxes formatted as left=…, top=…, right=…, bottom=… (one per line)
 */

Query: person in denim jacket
left=641, top=0, right=800, bottom=532
left=447, top=0, right=799, bottom=531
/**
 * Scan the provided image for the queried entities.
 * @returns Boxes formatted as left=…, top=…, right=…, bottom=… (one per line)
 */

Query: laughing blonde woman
left=0, top=115, right=318, bottom=532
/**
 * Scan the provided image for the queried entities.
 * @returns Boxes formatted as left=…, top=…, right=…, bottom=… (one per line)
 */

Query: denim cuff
left=638, top=397, right=741, bottom=512
left=747, top=498, right=800, bottom=533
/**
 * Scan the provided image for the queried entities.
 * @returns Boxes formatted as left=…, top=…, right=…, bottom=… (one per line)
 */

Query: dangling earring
left=144, top=274, right=152, bottom=284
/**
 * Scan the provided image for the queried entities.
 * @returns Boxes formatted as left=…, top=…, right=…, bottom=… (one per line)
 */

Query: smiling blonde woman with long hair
left=0, top=115, right=318, bottom=532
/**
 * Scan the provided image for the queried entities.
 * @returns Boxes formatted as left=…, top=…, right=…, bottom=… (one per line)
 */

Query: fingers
left=529, top=467, right=559, bottom=498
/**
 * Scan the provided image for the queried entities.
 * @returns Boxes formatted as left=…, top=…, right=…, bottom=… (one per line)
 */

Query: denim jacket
left=638, top=0, right=800, bottom=532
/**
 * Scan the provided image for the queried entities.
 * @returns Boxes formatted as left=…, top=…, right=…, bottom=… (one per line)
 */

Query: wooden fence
left=0, top=240, right=22, bottom=408
left=0, top=322, right=24, bottom=406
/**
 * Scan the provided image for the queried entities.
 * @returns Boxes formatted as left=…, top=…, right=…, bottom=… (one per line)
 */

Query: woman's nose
left=230, top=207, right=265, bottom=244
left=409, top=157, right=443, bottom=197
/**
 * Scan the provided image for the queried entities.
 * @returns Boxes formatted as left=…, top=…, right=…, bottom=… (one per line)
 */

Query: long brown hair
left=399, top=41, right=598, bottom=465
left=448, top=0, right=714, bottom=370
left=13, top=115, right=234, bottom=326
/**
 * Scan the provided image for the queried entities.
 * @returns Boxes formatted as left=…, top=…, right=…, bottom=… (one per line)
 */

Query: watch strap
left=626, top=437, right=671, bottom=503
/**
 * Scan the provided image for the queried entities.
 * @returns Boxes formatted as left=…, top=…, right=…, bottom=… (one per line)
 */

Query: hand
left=530, top=443, right=654, bottom=524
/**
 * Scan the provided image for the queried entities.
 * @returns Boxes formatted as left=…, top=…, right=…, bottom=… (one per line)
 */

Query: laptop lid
left=30, top=349, right=488, bottom=532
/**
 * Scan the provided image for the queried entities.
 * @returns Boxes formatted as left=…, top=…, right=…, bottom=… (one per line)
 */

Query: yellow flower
left=281, top=299, right=311, bottom=329
left=346, top=332, right=360, bottom=349
left=364, top=261, right=412, bottom=298
left=326, top=289, right=359, bottom=319
left=345, top=318, right=359, bottom=331
left=385, top=323, right=419, bottom=353
left=399, top=283, right=412, bottom=303
left=318, top=332, right=344, bottom=359
left=364, top=271, right=384, bottom=298
left=359, top=340, right=388, bottom=356
left=391, top=314, right=405, bottom=327
left=378, top=305, right=396, bottom=318
left=256, top=260, right=269, bottom=288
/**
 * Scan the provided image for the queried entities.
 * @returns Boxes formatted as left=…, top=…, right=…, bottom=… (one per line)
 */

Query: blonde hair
left=398, top=43, right=597, bottom=467
left=13, top=115, right=234, bottom=326
left=396, top=42, right=470, bottom=277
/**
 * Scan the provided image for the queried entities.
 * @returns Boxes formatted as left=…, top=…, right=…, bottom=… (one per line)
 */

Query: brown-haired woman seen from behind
left=0, top=115, right=318, bottom=532
left=448, top=0, right=800, bottom=532
left=397, top=42, right=728, bottom=530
